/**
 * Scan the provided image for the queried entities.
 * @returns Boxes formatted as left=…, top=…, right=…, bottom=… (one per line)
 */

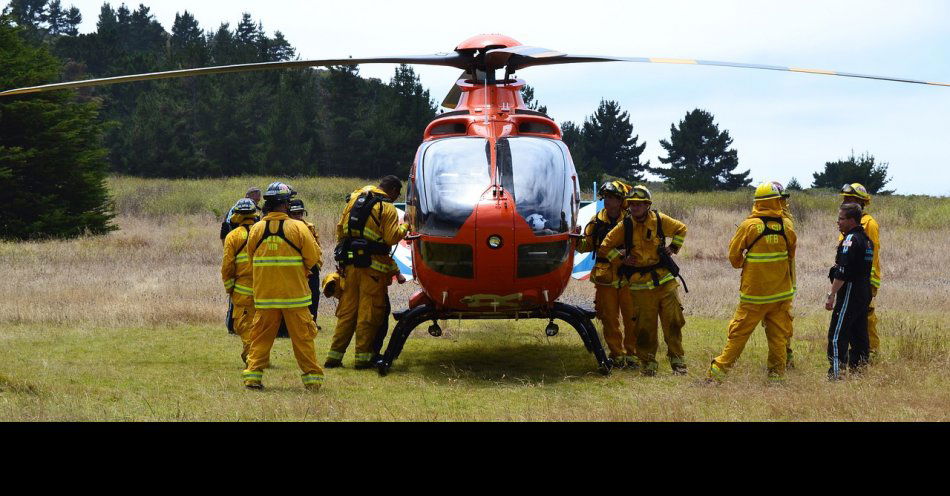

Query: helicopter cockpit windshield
left=415, top=137, right=491, bottom=237
left=497, top=137, right=578, bottom=235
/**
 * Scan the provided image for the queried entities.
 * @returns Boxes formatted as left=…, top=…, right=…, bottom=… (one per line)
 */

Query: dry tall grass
left=1, top=176, right=948, bottom=421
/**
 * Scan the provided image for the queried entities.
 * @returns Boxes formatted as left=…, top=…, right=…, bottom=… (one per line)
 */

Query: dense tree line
left=5, top=1, right=437, bottom=179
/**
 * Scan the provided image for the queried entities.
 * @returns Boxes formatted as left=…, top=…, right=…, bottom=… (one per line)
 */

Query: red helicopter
left=4, top=33, right=946, bottom=375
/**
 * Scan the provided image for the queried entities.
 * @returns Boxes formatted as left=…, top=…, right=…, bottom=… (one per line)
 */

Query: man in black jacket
left=825, top=203, right=874, bottom=380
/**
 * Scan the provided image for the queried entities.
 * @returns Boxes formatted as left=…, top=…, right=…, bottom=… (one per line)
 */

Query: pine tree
left=520, top=85, right=548, bottom=115
left=62, top=4, right=79, bottom=35
left=811, top=151, right=893, bottom=194
left=0, top=16, right=114, bottom=239
left=263, top=30, right=294, bottom=62
left=576, top=99, right=648, bottom=183
left=560, top=121, right=581, bottom=151
left=651, top=109, right=751, bottom=191
left=170, top=11, right=207, bottom=68
left=44, top=0, right=64, bottom=34
left=5, top=0, right=47, bottom=28
left=786, top=177, right=803, bottom=190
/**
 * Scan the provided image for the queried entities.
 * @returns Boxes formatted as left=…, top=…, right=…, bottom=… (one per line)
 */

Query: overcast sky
left=56, top=0, right=950, bottom=195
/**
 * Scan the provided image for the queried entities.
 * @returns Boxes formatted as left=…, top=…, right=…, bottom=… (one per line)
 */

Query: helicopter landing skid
left=376, top=302, right=611, bottom=376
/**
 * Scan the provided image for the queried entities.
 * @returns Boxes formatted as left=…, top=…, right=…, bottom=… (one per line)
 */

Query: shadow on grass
left=392, top=340, right=603, bottom=386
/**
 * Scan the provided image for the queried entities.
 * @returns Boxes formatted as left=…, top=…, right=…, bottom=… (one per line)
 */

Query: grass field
left=1, top=176, right=948, bottom=421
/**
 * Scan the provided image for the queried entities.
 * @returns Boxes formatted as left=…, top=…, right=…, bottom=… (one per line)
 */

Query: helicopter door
left=496, top=137, right=577, bottom=281
left=414, top=137, right=492, bottom=283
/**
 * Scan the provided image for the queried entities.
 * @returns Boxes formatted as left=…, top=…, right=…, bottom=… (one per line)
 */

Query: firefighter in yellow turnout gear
left=221, top=198, right=258, bottom=365
left=241, top=182, right=324, bottom=391
left=327, top=176, right=409, bottom=369
left=599, top=185, right=688, bottom=376
left=839, top=183, right=882, bottom=357
left=576, top=181, right=637, bottom=368
left=708, top=182, right=797, bottom=384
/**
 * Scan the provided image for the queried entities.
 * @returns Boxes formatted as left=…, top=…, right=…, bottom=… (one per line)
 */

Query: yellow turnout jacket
left=336, top=185, right=408, bottom=275
left=247, top=212, right=321, bottom=309
left=599, top=210, right=687, bottom=290
left=729, top=198, right=797, bottom=304
left=221, top=218, right=256, bottom=307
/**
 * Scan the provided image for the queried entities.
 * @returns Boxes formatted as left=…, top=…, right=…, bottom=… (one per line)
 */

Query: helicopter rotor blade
left=487, top=46, right=950, bottom=88
left=441, top=72, right=473, bottom=109
left=0, top=54, right=471, bottom=97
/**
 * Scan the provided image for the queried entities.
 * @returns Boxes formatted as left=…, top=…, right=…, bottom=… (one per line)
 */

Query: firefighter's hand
left=661, top=246, right=673, bottom=256
left=824, top=293, right=835, bottom=311
left=396, top=273, right=407, bottom=284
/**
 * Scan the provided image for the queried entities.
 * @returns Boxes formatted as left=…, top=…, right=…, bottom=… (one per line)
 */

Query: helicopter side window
left=557, top=140, right=581, bottom=231
left=499, top=137, right=570, bottom=235
left=417, top=137, right=492, bottom=237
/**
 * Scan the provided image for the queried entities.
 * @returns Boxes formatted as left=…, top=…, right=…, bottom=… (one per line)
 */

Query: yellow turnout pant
left=713, top=300, right=791, bottom=375
left=244, top=307, right=323, bottom=383
left=233, top=304, right=256, bottom=364
left=631, top=280, right=685, bottom=366
left=868, top=286, right=879, bottom=352
left=329, top=265, right=390, bottom=364
left=594, top=284, right=636, bottom=359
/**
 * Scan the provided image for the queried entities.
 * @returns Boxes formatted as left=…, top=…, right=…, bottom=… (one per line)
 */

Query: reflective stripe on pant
left=713, top=300, right=791, bottom=375
left=233, top=304, right=256, bottom=363
left=868, top=286, right=879, bottom=352
left=827, top=283, right=870, bottom=378
left=330, top=265, right=390, bottom=363
left=594, top=284, right=636, bottom=359
left=245, top=307, right=323, bottom=377
left=631, top=280, right=685, bottom=366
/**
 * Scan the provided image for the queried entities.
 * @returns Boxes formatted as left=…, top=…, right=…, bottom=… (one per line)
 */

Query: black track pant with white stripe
left=827, top=282, right=871, bottom=378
